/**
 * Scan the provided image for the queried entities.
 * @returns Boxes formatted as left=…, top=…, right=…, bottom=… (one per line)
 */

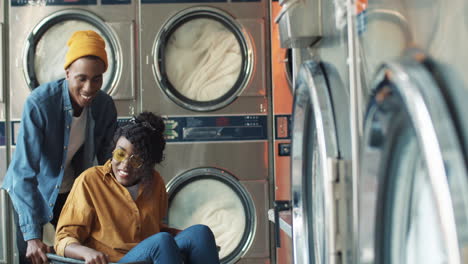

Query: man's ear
left=65, top=68, right=70, bottom=80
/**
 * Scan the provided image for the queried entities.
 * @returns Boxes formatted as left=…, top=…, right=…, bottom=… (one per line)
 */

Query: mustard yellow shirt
left=55, top=160, right=168, bottom=262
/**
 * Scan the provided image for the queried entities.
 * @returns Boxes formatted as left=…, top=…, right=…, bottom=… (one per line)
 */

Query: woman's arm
left=64, top=243, right=109, bottom=264
left=55, top=175, right=95, bottom=258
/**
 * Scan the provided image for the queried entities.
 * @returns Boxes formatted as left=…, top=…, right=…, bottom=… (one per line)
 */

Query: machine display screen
left=11, top=0, right=97, bottom=6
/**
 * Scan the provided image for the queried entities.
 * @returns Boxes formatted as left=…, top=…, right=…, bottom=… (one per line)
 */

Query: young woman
left=55, top=112, right=220, bottom=264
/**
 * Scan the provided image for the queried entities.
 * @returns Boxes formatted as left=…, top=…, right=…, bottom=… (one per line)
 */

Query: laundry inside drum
left=164, top=18, right=243, bottom=102
left=168, top=178, right=247, bottom=259
left=34, top=20, right=114, bottom=88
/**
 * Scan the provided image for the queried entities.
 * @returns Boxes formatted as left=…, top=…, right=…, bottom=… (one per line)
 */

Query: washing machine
left=139, top=1, right=270, bottom=263
left=273, top=0, right=353, bottom=263
left=8, top=0, right=137, bottom=122
left=6, top=0, right=137, bottom=261
left=356, top=0, right=468, bottom=263
left=0, top=0, right=9, bottom=263
left=0, top=0, right=7, bottom=184
left=139, top=1, right=268, bottom=115
left=289, top=57, right=352, bottom=264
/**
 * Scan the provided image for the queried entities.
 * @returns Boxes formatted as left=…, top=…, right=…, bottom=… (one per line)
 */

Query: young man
left=2, top=30, right=118, bottom=264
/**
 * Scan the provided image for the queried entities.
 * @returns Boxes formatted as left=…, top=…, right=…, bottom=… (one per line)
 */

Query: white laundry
left=190, top=198, right=246, bottom=258
left=164, top=18, right=242, bottom=101
left=168, top=179, right=247, bottom=259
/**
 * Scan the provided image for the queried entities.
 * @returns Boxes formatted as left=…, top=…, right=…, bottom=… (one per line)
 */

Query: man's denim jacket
left=2, top=78, right=117, bottom=241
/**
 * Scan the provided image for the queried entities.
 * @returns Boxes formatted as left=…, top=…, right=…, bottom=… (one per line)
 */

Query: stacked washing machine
left=5, top=0, right=138, bottom=261
left=139, top=0, right=270, bottom=263
left=274, top=0, right=353, bottom=263
left=8, top=0, right=137, bottom=121
left=0, top=0, right=8, bottom=263
left=355, top=0, right=468, bottom=263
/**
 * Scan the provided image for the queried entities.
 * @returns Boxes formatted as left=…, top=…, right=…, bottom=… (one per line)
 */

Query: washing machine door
left=153, top=7, right=253, bottom=112
left=290, top=60, right=340, bottom=264
left=359, top=50, right=468, bottom=264
left=23, top=9, right=120, bottom=93
left=165, top=167, right=256, bottom=264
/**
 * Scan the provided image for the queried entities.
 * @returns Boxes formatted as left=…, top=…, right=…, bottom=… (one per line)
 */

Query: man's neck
left=71, top=102, right=84, bottom=117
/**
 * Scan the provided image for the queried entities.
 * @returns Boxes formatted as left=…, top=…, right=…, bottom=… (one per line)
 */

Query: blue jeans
left=119, top=225, right=220, bottom=264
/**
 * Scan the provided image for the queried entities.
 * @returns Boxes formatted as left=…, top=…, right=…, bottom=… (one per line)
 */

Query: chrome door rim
left=152, top=6, right=253, bottom=112
left=23, top=9, right=121, bottom=93
left=359, top=48, right=468, bottom=264
left=291, top=60, right=339, bottom=264
left=166, top=167, right=256, bottom=264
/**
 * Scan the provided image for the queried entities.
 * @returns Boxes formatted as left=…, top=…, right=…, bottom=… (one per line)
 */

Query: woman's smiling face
left=111, top=136, right=144, bottom=187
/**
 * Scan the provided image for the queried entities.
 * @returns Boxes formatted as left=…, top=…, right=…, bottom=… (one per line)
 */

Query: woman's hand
left=65, top=243, right=109, bottom=264
left=82, top=248, right=109, bottom=264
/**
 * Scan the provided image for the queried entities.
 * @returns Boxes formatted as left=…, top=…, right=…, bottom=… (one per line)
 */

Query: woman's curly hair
left=110, top=111, right=166, bottom=170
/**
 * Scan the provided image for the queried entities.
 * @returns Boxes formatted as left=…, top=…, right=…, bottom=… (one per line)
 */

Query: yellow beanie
left=64, top=30, right=108, bottom=71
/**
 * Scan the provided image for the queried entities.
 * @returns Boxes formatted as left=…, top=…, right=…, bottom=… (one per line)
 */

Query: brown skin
left=112, top=137, right=144, bottom=187
left=62, top=137, right=142, bottom=263
left=25, top=56, right=106, bottom=264
left=25, top=239, right=52, bottom=264
left=64, top=244, right=109, bottom=264
left=62, top=137, right=181, bottom=262
left=65, top=57, right=106, bottom=117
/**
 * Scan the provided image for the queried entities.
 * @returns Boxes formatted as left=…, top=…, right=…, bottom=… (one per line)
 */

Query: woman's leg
left=118, top=232, right=183, bottom=264
left=175, top=225, right=220, bottom=264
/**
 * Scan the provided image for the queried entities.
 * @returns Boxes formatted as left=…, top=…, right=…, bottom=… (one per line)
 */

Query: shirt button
left=64, top=146, right=67, bottom=150
left=55, top=185, right=60, bottom=189
left=66, top=125, right=70, bottom=129
left=49, top=215, right=53, bottom=219
left=60, top=165, right=64, bottom=170
left=49, top=203, right=54, bottom=207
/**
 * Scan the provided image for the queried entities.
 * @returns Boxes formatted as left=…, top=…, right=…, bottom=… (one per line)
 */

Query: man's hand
left=26, top=239, right=51, bottom=264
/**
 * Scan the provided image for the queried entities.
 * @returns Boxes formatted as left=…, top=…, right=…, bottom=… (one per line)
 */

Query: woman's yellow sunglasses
left=112, top=148, right=144, bottom=168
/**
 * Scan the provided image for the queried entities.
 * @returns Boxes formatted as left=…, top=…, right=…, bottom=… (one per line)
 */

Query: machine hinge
left=329, top=157, right=351, bottom=264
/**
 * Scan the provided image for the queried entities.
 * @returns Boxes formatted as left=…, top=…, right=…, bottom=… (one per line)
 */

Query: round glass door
left=24, top=9, right=120, bottom=93
left=291, top=61, right=339, bottom=264
left=153, top=7, right=253, bottom=112
left=359, top=50, right=468, bottom=264
left=166, top=168, right=256, bottom=264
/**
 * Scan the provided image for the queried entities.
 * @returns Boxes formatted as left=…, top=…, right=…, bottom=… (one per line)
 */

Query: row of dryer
left=0, top=0, right=271, bottom=263
left=272, top=0, right=468, bottom=263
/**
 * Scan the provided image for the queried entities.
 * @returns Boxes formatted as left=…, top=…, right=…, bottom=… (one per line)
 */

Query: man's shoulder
left=94, top=90, right=114, bottom=104
left=28, top=79, right=64, bottom=104
left=91, top=91, right=116, bottom=119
